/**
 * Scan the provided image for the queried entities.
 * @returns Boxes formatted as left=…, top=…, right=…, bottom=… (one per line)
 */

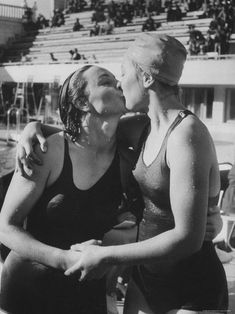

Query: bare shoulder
left=33, top=132, right=65, bottom=179
left=168, top=114, right=213, bottom=152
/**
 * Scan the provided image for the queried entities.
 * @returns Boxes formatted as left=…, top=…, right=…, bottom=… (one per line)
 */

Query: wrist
left=52, top=248, right=67, bottom=270
left=102, top=245, right=116, bottom=266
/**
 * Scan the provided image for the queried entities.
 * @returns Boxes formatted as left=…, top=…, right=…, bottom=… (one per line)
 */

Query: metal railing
left=6, top=107, right=29, bottom=145
left=0, top=3, right=24, bottom=19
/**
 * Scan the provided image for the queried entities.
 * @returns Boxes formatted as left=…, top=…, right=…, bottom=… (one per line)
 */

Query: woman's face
left=84, top=66, right=126, bottom=116
left=120, top=56, right=149, bottom=113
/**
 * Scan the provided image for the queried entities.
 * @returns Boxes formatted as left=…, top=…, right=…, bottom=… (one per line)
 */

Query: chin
left=125, top=102, right=145, bottom=113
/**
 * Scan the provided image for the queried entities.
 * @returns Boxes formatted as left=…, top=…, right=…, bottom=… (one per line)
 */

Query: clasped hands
left=64, top=239, right=110, bottom=282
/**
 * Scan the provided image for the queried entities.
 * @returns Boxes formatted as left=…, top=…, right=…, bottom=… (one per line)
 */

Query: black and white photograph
left=0, top=0, right=234, bottom=313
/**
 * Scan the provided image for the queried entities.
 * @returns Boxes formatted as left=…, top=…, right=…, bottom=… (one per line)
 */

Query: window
left=226, top=88, right=235, bottom=121
left=181, top=87, right=214, bottom=120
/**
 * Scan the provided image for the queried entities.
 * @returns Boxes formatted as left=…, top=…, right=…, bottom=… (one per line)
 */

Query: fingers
left=70, top=240, right=102, bottom=251
left=16, top=145, right=32, bottom=176
left=79, top=270, right=86, bottom=282
left=64, top=261, right=82, bottom=277
left=23, top=140, right=43, bottom=165
left=36, top=133, right=48, bottom=153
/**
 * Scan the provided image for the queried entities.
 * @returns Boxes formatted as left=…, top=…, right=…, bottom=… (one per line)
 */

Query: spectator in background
left=142, top=13, right=156, bottom=31
left=187, top=24, right=205, bottom=55
left=73, top=18, right=84, bottom=31
left=167, top=1, right=182, bottom=22
left=75, top=0, right=87, bottom=12
left=107, top=0, right=117, bottom=19
left=51, top=9, right=64, bottom=27
left=122, top=1, right=134, bottom=24
left=133, top=0, right=145, bottom=18
left=101, top=17, right=114, bottom=35
left=36, top=14, right=49, bottom=29
left=90, top=21, right=101, bottom=36
left=204, top=32, right=215, bottom=53
left=65, top=0, right=76, bottom=13
left=70, top=48, right=82, bottom=60
left=114, top=10, right=125, bottom=27
left=146, top=0, right=160, bottom=15
left=91, top=4, right=105, bottom=23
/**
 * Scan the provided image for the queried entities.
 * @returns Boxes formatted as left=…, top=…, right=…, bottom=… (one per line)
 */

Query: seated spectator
left=204, top=33, right=215, bottom=53
left=101, top=17, right=114, bottom=35
left=73, top=18, right=84, bottom=31
left=188, top=24, right=205, bottom=42
left=107, top=0, right=117, bottom=19
left=70, top=48, right=81, bottom=60
left=114, top=11, right=125, bottom=27
left=122, top=1, right=134, bottom=24
left=167, top=1, right=182, bottom=22
left=51, top=9, right=64, bottom=27
left=133, top=0, right=145, bottom=18
left=75, top=0, right=87, bottom=12
left=91, top=5, right=105, bottom=23
left=65, top=0, right=76, bottom=13
left=57, top=10, right=64, bottom=27
left=36, top=14, right=49, bottom=29
left=90, top=21, right=101, bottom=36
left=142, top=13, right=156, bottom=32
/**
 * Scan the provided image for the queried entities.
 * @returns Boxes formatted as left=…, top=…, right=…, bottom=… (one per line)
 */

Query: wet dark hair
left=59, top=65, right=93, bottom=141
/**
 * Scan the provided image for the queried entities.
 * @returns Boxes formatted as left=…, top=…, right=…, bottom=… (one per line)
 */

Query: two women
left=66, top=34, right=228, bottom=313
left=1, top=33, right=228, bottom=313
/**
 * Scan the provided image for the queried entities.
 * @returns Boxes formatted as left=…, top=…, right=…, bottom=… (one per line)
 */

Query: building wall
left=54, top=0, right=66, bottom=11
left=0, top=16, right=24, bottom=46
left=36, top=0, right=54, bottom=19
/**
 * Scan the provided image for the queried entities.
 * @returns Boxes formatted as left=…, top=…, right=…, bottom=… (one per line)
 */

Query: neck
left=147, top=89, right=185, bottom=130
left=74, top=113, right=121, bottom=153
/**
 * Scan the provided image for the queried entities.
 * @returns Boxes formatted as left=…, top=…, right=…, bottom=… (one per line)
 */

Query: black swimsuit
left=0, top=137, right=123, bottom=314
left=132, top=110, right=228, bottom=312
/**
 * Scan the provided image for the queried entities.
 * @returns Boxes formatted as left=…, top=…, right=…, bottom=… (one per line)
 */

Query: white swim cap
left=126, top=33, right=187, bottom=86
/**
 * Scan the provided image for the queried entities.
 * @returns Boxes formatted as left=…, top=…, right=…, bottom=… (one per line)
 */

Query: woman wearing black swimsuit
left=0, top=65, right=127, bottom=314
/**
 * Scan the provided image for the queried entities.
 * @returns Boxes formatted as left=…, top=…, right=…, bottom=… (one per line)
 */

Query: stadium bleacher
left=2, top=9, right=214, bottom=64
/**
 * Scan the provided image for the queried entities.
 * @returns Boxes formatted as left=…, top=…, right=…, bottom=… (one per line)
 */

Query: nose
left=116, top=81, right=122, bottom=91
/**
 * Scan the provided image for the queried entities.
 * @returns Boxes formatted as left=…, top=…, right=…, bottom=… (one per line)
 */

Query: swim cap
left=126, top=33, right=187, bottom=86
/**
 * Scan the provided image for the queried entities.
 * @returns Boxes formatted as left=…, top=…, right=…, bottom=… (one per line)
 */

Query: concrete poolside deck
left=0, top=127, right=235, bottom=313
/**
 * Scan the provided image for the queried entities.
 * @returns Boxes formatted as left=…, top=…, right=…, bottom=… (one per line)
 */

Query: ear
left=142, top=72, right=154, bottom=88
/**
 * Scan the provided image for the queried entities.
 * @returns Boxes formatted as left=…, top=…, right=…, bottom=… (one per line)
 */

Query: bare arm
left=106, top=122, right=212, bottom=264
left=0, top=135, right=80, bottom=271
